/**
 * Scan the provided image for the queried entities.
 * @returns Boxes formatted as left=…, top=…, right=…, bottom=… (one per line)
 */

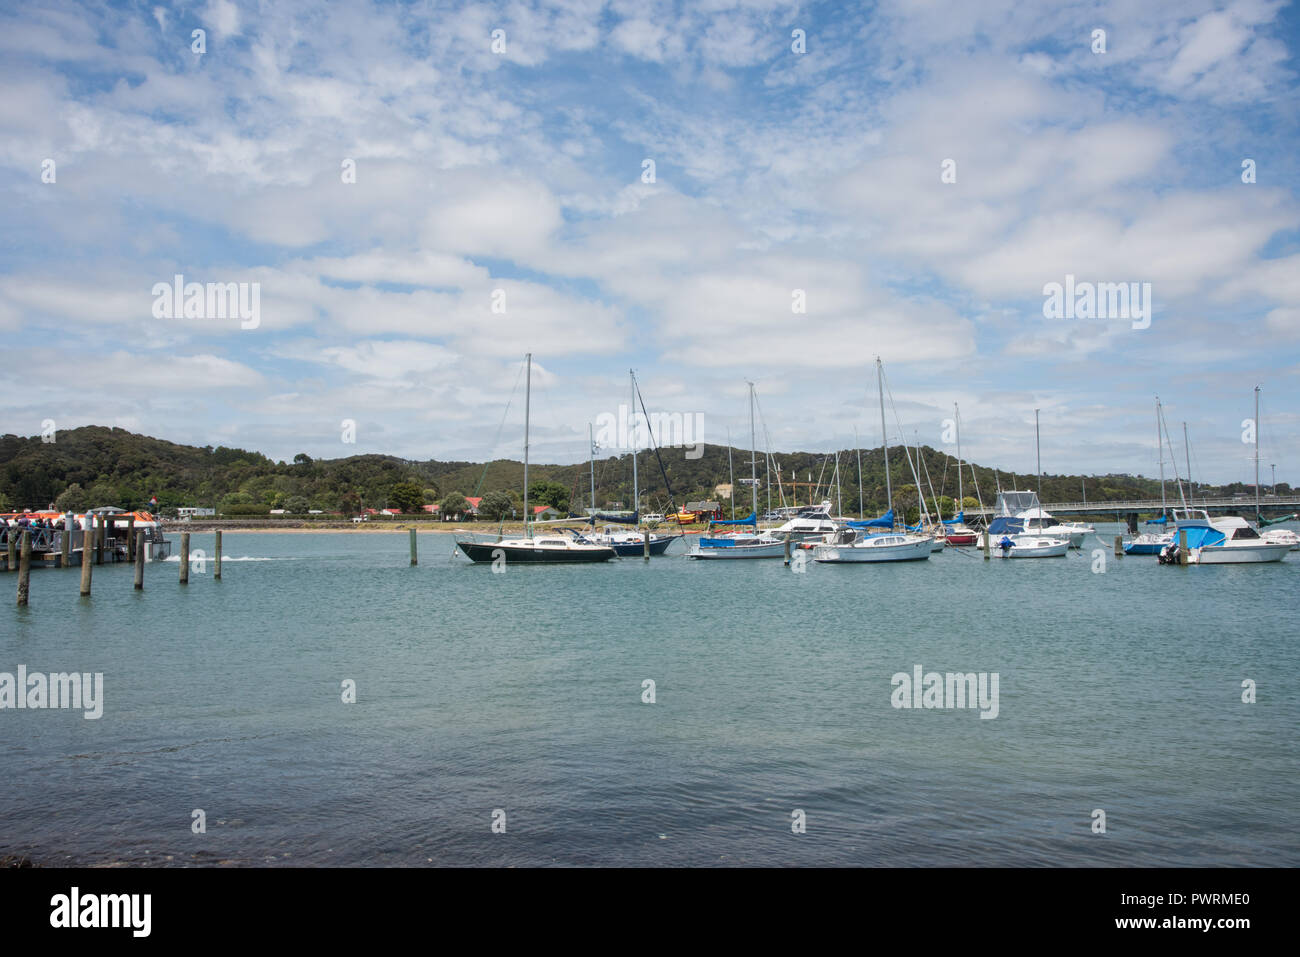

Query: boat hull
left=687, top=540, right=787, bottom=559
left=1190, top=543, right=1290, bottom=564
left=813, top=539, right=931, bottom=563
left=995, top=536, right=1070, bottom=558
left=456, top=540, right=615, bottom=563
left=605, top=536, right=677, bottom=556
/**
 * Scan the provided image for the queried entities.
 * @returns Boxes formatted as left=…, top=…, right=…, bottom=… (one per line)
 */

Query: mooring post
left=179, top=532, right=190, bottom=584
left=79, top=525, right=93, bottom=596
left=783, top=537, right=791, bottom=566
left=126, top=514, right=135, bottom=563
left=214, top=529, right=222, bottom=579
left=1178, top=528, right=1188, bottom=566
left=134, top=531, right=145, bottom=590
left=644, top=530, right=650, bottom=561
left=95, top=515, right=104, bottom=565
left=409, top=527, right=417, bottom=566
left=1114, top=534, right=1122, bottom=557
left=5, top=530, right=14, bottom=573
left=983, top=530, right=991, bottom=560
left=16, top=531, right=31, bottom=606
left=60, top=513, right=71, bottom=568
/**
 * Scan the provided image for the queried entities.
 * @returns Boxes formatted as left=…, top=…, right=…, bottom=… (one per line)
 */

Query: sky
left=1, top=0, right=1298, bottom=486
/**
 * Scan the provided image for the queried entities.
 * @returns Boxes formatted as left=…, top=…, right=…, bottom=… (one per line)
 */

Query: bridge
left=965, top=495, right=1300, bottom=519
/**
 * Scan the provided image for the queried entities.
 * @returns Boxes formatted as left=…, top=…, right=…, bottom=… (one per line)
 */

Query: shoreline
left=162, top=522, right=705, bottom=534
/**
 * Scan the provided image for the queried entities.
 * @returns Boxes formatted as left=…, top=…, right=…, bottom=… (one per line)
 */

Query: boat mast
left=1156, top=396, right=1166, bottom=517
left=727, top=426, right=735, bottom=519
left=955, top=403, right=963, bottom=519
left=1183, top=422, right=1193, bottom=507
left=748, top=381, right=757, bottom=519
left=523, top=353, right=531, bottom=538
left=589, top=423, right=596, bottom=513
left=630, top=370, right=639, bottom=523
left=834, top=450, right=842, bottom=517
left=855, top=425, right=864, bottom=520
left=1255, top=385, right=1261, bottom=521
left=877, top=357, right=891, bottom=527
left=1034, top=408, right=1042, bottom=512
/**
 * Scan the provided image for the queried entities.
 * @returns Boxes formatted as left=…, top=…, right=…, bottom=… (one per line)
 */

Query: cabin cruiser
left=456, top=532, right=615, bottom=563
left=994, top=533, right=1070, bottom=558
left=572, top=524, right=678, bottom=556
left=987, top=491, right=1086, bottom=548
left=811, top=527, right=931, bottom=563
left=1260, top=527, right=1300, bottom=551
left=766, top=501, right=841, bottom=542
left=1159, top=511, right=1290, bottom=565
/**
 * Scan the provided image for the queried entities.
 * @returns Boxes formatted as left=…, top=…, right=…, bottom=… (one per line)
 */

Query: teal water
left=2, top=528, right=1297, bottom=866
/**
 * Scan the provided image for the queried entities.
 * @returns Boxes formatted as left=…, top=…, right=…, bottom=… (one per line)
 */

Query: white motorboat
left=993, top=533, right=1070, bottom=558
left=1261, top=527, right=1300, bottom=551
left=767, top=502, right=841, bottom=542
left=812, top=528, right=931, bottom=563
left=1018, top=507, right=1088, bottom=549
left=1160, top=511, right=1290, bottom=565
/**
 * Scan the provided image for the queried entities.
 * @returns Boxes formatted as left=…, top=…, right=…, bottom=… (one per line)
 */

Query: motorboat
left=1123, top=530, right=1172, bottom=555
left=1261, top=527, right=1300, bottom=551
left=1159, top=511, right=1290, bottom=565
left=766, top=501, right=841, bottom=542
left=993, top=533, right=1070, bottom=558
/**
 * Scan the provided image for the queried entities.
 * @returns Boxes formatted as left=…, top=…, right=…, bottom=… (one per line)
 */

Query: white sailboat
left=813, top=358, right=931, bottom=564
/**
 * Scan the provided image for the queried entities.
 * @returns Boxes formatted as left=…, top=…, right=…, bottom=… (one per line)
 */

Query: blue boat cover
left=1145, top=515, right=1168, bottom=525
left=710, top=513, right=757, bottom=526
left=1179, top=526, right=1225, bottom=549
left=987, top=516, right=1023, bottom=535
left=699, top=537, right=738, bottom=547
left=942, top=512, right=964, bottom=525
left=848, top=509, right=894, bottom=529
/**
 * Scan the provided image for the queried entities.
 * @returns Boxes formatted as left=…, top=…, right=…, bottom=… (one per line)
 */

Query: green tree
left=528, top=480, right=570, bottom=511
left=284, top=495, right=310, bottom=514
left=54, top=483, right=88, bottom=512
left=389, top=482, right=425, bottom=514
left=478, top=489, right=514, bottom=521
left=961, top=496, right=980, bottom=511
left=340, top=490, right=363, bottom=516
left=439, top=491, right=470, bottom=520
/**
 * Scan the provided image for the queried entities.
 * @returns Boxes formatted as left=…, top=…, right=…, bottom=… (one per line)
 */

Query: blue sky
left=1, top=0, right=1298, bottom=486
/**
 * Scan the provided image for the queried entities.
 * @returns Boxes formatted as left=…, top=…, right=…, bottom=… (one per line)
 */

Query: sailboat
left=688, top=382, right=786, bottom=558
left=575, top=371, right=681, bottom=556
left=989, top=409, right=1070, bottom=558
left=455, top=355, right=616, bottom=564
left=1253, top=385, right=1300, bottom=550
left=1124, top=397, right=1175, bottom=555
left=814, top=359, right=931, bottom=563
left=943, top=403, right=980, bottom=545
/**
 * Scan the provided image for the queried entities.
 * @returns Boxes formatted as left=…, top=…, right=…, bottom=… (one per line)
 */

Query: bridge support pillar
left=1126, top=513, right=1138, bottom=534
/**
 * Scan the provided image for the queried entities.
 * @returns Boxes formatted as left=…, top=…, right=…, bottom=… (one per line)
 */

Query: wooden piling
left=60, top=515, right=71, bottom=568
left=6, top=531, right=14, bottom=572
left=1114, top=534, right=1122, bottom=557
left=214, top=530, right=222, bottom=579
left=134, top=531, right=145, bottom=589
left=643, top=530, right=650, bottom=561
left=783, top=537, right=792, bottom=566
left=1178, top=528, right=1188, bottom=566
left=179, top=532, right=190, bottom=584
left=126, top=514, right=135, bottom=563
left=95, top=515, right=104, bottom=565
left=983, top=530, right=991, bottom=560
left=16, top=531, right=31, bottom=606
left=409, top=527, right=417, bottom=566
left=79, top=524, right=92, bottom=596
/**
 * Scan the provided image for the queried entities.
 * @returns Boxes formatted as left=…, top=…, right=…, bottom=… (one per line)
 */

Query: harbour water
left=3, top=528, right=1297, bottom=866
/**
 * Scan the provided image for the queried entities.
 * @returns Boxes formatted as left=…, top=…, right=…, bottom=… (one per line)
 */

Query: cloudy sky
left=2, top=0, right=1298, bottom=485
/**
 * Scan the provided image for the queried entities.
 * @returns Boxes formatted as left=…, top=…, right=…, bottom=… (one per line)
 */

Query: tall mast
left=1183, top=422, right=1193, bottom=507
left=630, top=370, right=639, bottom=522
left=855, top=425, right=864, bottom=520
left=1156, top=396, right=1166, bottom=516
left=589, top=422, right=596, bottom=513
left=877, top=358, right=891, bottom=526
left=955, top=402, right=963, bottom=518
left=727, top=426, right=735, bottom=519
left=834, top=450, right=842, bottom=517
left=523, top=353, right=531, bottom=537
left=748, top=381, right=757, bottom=519
left=1255, top=385, right=1261, bottom=520
left=1034, top=408, right=1042, bottom=509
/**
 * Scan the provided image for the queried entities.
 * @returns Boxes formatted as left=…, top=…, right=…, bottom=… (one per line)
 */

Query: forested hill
left=0, top=425, right=1263, bottom=517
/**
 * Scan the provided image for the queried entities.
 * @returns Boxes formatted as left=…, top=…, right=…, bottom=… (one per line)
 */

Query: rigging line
left=470, top=358, right=526, bottom=500
left=751, top=388, right=786, bottom=508
left=634, top=376, right=681, bottom=519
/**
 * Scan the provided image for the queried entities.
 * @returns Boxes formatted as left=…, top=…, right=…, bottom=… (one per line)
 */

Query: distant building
left=686, top=501, right=722, bottom=519
left=532, top=505, right=562, bottom=520
left=177, top=507, right=216, bottom=520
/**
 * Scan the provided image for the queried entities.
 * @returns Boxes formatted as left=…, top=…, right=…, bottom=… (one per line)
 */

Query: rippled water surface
left=2, top=528, right=1297, bottom=866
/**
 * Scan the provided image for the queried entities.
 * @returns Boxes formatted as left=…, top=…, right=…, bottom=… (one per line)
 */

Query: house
left=177, top=507, right=216, bottom=520
left=464, top=497, right=482, bottom=516
left=532, top=505, right=562, bottom=520
left=686, top=501, right=722, bottom=520
left=422, top=504, right=439, bottom=514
